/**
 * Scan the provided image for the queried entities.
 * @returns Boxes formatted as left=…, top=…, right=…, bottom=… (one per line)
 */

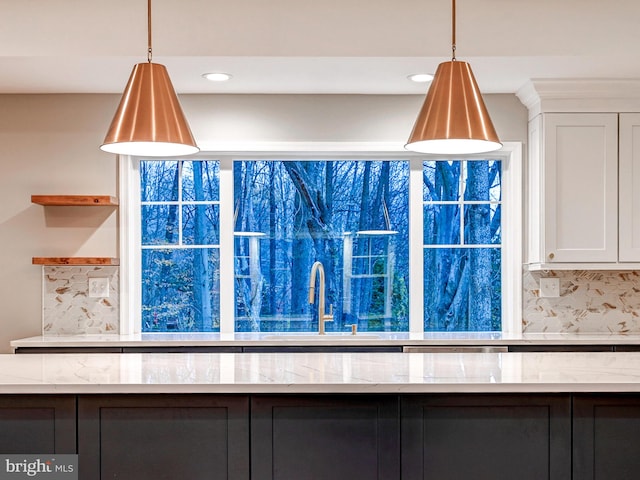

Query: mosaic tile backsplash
left=40, top=265, right=639, bottom=335
left=523, top=270, right=640, bottom=333
left=42, top=266, right=119, bottom=335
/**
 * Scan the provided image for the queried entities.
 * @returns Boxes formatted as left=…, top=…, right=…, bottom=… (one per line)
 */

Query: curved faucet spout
left=308, top=261, right=333, bottom=335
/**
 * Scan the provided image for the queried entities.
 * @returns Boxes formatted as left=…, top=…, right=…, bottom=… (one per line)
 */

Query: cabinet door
left=619, top=113, right=640, bottom=261
left=251, top=395, right=399, bottom=480
left=573, top=394, right=640, bottom=479
left=0, top=395, right=75, bottom=454
left=401, top=394, right=571, bottom=480
left=78, top=395, right=249, bottom=480
left=543, top=113, right=618, bottom=263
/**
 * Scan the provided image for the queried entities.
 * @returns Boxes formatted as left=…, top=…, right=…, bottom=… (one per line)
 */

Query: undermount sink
left=262, top=334, right=381, bottom=341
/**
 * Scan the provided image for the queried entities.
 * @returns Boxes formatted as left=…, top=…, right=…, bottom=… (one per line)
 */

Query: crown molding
left=516, top=79, right=640, bottom=120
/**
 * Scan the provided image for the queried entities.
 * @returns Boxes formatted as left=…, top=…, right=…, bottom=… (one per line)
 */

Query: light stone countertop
left=2, top=351, right=640, bottom=394
left=11, top=332, right=640, bottom=349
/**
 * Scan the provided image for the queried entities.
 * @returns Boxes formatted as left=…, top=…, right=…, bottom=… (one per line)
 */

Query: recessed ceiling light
left=202, top=72, right=233, bottom=82
left=407, top=73, right=434, bottom=83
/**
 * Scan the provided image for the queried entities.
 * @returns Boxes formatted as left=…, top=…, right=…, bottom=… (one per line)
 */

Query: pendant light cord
left=451, top=0, right=456, bottom=61
left=147, top=0, right=153, bottom=63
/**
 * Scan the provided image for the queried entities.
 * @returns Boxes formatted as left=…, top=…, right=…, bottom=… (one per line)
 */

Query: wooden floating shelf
left=31, top=195, right=119, bottom=206
left=32, top=257, right=120, bottom=266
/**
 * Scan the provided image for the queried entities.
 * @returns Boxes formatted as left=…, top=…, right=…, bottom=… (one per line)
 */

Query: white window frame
left=119, top=142, right=522, bottom=335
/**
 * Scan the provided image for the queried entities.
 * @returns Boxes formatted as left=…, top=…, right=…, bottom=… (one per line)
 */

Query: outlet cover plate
left=539, top=278, right=560, bottom=297
left=89, top=277, right=110, bottom=298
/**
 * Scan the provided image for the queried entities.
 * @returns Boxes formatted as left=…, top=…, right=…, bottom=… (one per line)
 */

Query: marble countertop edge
left=4, top=383, right=640, bottom=395
left=13, top=332, right=640, bottom=348
left=2, top=351, right=640, bottom=394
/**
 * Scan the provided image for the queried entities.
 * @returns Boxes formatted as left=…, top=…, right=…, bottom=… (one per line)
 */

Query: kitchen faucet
left=308, top=261, right=334, bottom=335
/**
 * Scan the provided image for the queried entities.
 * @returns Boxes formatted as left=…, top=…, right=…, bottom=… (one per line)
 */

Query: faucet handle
left=325, top=304, right=334, bottom=321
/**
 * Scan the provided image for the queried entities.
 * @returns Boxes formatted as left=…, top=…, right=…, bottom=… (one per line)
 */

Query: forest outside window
left=141, top=160, right=220, bottom=332
left=423, top=160, right=501, bottom=331
left=234, top=160, right=409, bottom=333
left=132, top=150, right=519, bottom=334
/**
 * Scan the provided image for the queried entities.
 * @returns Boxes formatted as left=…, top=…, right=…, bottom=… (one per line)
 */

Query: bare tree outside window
left=138, top=157, right=502, bottom=333
left=233, top=160, right=409, bottom=333
left=423, top=160, right=501, bottom=331
left=141, top=160, right=220, bottom=332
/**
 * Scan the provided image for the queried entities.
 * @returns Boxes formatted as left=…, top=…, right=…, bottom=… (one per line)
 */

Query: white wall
left=182, top=94, right=527, bottom=144
left=0, top=93, right=526, bottom=352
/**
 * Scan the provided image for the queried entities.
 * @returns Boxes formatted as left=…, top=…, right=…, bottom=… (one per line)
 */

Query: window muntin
left=140, top=160, right=220, bottom=332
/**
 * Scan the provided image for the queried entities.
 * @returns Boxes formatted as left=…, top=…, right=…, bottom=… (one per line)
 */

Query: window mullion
left=218, top=156, right=236, bottom=334
left=409, top=158, right=424, bottom=334
left=120, top=155, right=142, bottom=335
left=460, top=163, right=466, bottom=247
left=178, top=161, right=183, bottom=246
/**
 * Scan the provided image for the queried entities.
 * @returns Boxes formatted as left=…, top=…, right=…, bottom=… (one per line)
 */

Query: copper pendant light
left=405, top=0, right=501, bottom=154
left=101, top=0, right=199, bottom=157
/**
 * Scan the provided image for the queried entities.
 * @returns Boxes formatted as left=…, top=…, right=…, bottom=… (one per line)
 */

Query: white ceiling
left=2, top=0, right=640, bottom=95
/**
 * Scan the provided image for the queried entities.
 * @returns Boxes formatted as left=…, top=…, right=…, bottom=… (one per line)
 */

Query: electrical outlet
left=89, top=277, right=110, bottom=298
left=539, top=278, right=560, bottom=298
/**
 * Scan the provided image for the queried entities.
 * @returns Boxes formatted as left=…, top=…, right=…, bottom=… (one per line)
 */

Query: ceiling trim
left=517, top=79, right=640, bottom=119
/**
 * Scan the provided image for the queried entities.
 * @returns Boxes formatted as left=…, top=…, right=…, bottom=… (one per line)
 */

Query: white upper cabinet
left=528, top=113, right=618, bottom=265
left=619, top=114, right=640, bottom=262
left=518, top=80, right=640, bottom=269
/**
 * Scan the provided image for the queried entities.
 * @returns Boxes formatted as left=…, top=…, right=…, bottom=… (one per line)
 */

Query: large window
left=125, top=147, right=521, bottom=334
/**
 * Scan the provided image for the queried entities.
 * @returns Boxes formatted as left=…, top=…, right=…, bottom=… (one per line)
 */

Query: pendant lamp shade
left=101, top=62, right=199, bottom=157
left=405, top=61, right=501, bottom=154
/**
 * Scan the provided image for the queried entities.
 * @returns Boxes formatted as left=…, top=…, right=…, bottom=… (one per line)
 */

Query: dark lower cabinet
left=573, top=394, right=640, bottom=479
left=401, top=394, right=572, bottom=480
left=12, top=391, right=640, bottom=479
left=77, top=395, right=250, bottom=480
left=251, top=395, right=400, bottom=480
left=0, top=395, right=75, bottom=453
